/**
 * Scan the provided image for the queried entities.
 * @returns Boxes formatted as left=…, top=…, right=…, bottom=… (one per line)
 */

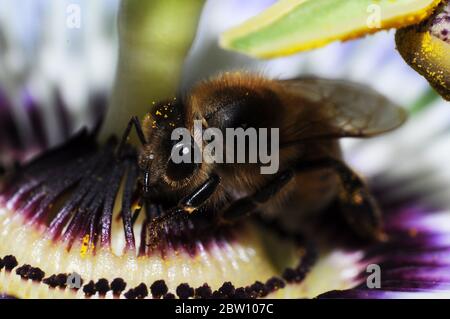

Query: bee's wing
left=280, top=77, right=407, bottom=140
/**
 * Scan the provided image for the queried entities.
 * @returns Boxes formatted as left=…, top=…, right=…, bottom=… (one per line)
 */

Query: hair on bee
left=118, top=71, right=406, bottom=246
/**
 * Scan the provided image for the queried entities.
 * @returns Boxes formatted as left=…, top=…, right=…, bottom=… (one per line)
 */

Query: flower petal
left=220, top=0, right=441, bottom=58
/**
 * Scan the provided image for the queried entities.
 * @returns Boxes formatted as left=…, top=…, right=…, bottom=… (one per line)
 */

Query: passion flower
left=0, top=132, right=326, bottom=298
left=219, top=0, right=442, bottom=58
left=219, top=0, right=449, bottom=100
left=1, top=0, right=450, bottom=300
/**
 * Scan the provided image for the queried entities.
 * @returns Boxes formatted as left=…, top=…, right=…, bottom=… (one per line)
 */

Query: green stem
left=100, top=0, right=205, bottom=143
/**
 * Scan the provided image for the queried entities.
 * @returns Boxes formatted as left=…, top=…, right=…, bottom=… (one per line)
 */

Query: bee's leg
left=292, top=158, right=382, bottom=240
left=216, top=161, right=341, bottom=224
left=146, top=174, right=221, bottom=247
left=116, top=116, right=147, bottom=158
left=146, top=206, right=185, bottom=249
left=216, top=158, right=382, bottom=241
left=177, top=174, right=221, bottom=214
left=217, top=170, right=294, bottom=224
left=326, top=160, right=383, bottom=241
left=216, top=160, right=347, bottom=224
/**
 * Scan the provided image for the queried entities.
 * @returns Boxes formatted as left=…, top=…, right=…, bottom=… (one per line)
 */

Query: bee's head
left=138, top=99, right=202, bottom=202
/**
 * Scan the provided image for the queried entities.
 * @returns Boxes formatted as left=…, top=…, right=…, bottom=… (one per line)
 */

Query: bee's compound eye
left=166, top=143, right=199, bottom=181
left=166, top=158, right=199, bottom=181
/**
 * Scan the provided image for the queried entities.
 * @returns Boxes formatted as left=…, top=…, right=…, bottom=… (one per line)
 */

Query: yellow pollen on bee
left=185, top=207, right=196, bottom=214
left=155, top=110, right=162, bottom=116
left=352, top=192, right=364, bottom=205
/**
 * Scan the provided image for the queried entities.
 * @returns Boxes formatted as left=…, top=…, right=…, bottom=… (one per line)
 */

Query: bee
left=120, top=72, right=406, bottom=243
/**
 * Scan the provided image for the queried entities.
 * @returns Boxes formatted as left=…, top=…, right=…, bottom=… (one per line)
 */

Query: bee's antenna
left=117, top=116, right=147, bottom=158
left=143, top=169, right=151, bottom=197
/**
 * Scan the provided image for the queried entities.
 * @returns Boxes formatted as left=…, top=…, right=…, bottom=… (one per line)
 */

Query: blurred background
left=0, top=0, right=119, bottom=163
left=0, top=0, right=449, bottom=211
